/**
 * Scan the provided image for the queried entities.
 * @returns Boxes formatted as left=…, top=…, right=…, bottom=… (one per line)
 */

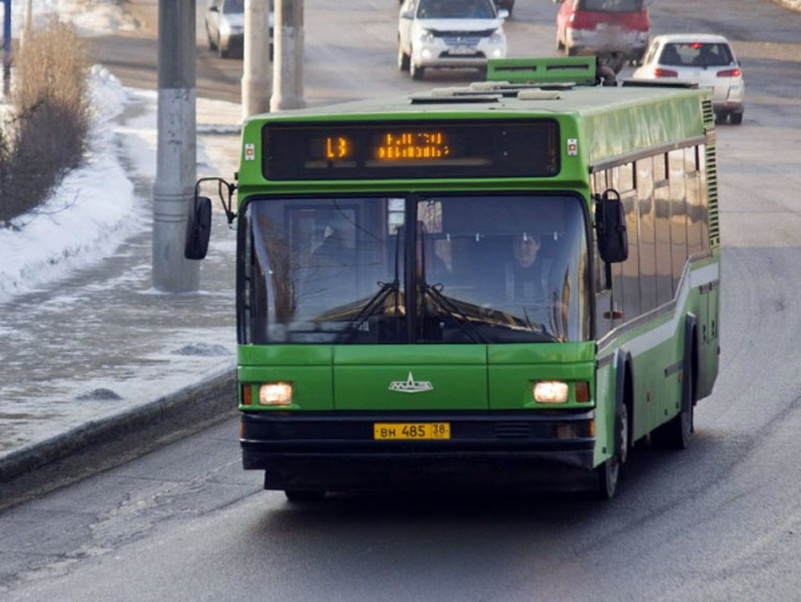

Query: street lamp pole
left=270, top=0, right=305, bottom=111
left=241, top=0, right=271, bottom=120
left=153, top=0, right=199, bottom=292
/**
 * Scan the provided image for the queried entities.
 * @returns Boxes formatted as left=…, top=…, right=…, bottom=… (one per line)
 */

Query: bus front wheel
left=597, top=402, right=629, bottom=500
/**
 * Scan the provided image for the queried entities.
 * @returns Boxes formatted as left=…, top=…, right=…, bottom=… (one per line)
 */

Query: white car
left=631, top=33, right=745, bottom=125
left=398, top=0, right=508, bottom=80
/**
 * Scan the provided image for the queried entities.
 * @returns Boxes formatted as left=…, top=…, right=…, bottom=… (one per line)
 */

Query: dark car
left=493, top=0, right=515, bottom=16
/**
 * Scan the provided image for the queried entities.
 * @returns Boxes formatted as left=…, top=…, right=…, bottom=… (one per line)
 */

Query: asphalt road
left=3, top=0, right=801, bottom=600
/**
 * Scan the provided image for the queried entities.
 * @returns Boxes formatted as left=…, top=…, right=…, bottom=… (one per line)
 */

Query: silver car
left=206, top=0, right=274, bottom=60
left=632, top=33, right=745, bottom=125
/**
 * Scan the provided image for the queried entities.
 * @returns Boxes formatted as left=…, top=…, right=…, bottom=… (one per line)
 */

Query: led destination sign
left=262, top=120, right=560, bottom=180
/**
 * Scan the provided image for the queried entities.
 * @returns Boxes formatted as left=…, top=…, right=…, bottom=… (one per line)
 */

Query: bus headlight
left=533, top=380, right=569, bottom=403
left=259, top=382, right=293, bottom=406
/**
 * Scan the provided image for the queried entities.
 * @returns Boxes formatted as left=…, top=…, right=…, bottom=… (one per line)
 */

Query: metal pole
left=241, top=0, right=271, bottom=120
left=270, top=0, right=305, bottom=111
left=153, top=0, right=199, bottom=292
left=2, top=0, right=11, bottom=97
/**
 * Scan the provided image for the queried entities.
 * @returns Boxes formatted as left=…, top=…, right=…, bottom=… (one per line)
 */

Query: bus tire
left=285, top=490, right=326, bottom=503
left=597, top=401, right=628, bottom=500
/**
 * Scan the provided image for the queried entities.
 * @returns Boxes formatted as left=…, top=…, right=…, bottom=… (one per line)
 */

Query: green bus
left=187, top=57, right=720, bottom=500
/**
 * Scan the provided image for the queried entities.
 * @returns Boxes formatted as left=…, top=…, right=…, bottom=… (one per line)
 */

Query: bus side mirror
left=595, top=189, right=628, bottom=263
left=185, top=195, right=212, bottom=260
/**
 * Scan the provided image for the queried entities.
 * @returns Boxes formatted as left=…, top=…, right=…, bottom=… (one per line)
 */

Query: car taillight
left=654, top=68, right=678, bottom=77
left=717, top=68, right=741, bottom=77
left=569, top=12, right=594, bottom=30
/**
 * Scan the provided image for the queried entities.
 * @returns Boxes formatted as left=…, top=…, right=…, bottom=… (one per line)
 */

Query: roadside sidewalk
left=0, top=79, right=243, bottom=482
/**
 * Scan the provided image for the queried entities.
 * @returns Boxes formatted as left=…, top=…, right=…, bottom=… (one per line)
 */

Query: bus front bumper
left=240, top=410, right=597, bottom=492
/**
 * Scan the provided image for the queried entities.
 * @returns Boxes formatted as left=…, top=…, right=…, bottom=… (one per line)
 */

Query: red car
left=555, top=0, right=650, bottom=62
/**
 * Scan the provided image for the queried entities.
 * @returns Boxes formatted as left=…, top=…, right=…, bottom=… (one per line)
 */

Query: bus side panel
left=687, top=257, right=720, bottom=401
left=594, top=360, right=614, bottom=468
left=698, top=280, right=720, bottom=400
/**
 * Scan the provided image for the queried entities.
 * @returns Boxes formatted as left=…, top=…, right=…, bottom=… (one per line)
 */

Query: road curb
left=0, top=365, right=237, bottom=483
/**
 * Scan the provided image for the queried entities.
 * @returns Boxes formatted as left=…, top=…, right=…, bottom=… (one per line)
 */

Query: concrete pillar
left=153, top=0, right=199, bottom=292
left=242, top=0, right=271, bottom=120
left=270, top=0, right=305, bottom=111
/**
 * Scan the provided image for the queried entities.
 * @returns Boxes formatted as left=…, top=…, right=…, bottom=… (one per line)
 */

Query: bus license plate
left=374, top=423, right=450, bottom=440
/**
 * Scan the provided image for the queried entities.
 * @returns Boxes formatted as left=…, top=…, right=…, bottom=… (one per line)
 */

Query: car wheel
left=218, top=39, right=229, bottom=59
left=397, top=40, right=410, bottom=72
left=715, top=111, right=728, bottom=125
left=566, top=46, right=578, bottom=57
left=730, top=111, right=744, bottom=125
left=411, top=58, right=425, bottom=80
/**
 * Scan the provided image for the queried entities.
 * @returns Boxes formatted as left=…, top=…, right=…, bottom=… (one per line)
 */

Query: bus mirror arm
left=184, top=177, right=237, bottom=261
left=194, top=176, right=237, bottom=225
left=595, top=189, right=629, bottom=264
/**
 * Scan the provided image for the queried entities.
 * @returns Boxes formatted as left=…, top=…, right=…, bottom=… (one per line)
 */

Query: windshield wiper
left=421, top=282, right=486, bottom=343
left=341, top=279, right=401, bottom=342
left=341, top=228, right=404, bottom=343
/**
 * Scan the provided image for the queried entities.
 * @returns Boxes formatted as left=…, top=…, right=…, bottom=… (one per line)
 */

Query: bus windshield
left=242, top=194, right=589, bottom=345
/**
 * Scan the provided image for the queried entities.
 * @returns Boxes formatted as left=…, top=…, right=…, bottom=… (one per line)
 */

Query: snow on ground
left=0, top=67, right=142, bottom=303
left=0, top=0, right=140, bottom=304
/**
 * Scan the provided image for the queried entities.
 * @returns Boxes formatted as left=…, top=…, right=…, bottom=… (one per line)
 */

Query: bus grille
left=494, top=423, right=532, bottom=438
left=701, top=99, right=720, bottom=246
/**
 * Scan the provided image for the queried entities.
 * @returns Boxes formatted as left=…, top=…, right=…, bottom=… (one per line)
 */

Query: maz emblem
left=388, top=372, right=433, bottom=394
